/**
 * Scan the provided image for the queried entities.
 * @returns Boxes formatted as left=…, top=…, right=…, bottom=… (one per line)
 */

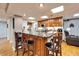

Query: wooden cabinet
left=34, top=36, right=48, bottom=56
left=25, top=34, right=48, bottom=56
left=35, top=37, right=47, bottom=56
left=38, top=17, right=62, bottom=27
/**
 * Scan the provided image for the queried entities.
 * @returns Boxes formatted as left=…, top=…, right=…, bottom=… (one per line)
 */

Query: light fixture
left=74, top=13, right=79, bottom=17
left=51, top=5, right=64, bottom=13
left=24, top=14, right=26, bottom=16
left=30, top=21, right=36, bottom=23
left=41, top=16, right=48, bottom=19
left=28, top=17, right=35, bottom=20
left=40, top=3, right=44, bottom=7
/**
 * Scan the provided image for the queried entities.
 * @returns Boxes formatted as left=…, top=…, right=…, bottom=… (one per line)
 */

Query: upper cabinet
left=38, top=17, right=63, bottom=27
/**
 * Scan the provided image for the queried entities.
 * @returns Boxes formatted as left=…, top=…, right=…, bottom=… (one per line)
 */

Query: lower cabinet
left=27, top=35, right=48, bottom=56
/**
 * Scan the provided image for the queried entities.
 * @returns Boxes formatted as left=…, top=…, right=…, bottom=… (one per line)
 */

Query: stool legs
left=22, top=48, right=26, bottom=56
left=22, top=41, right=34, bottom=56
left=28, top=44, right=34, bottom=56
left=15, top=47, right=18, bottom=56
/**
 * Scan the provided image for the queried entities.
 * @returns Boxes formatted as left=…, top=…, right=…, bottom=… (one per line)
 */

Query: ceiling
left=0, top=3, right=79, bottom=20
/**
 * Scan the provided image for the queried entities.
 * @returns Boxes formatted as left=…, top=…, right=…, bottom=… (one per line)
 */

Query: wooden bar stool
left=27, top=35, right=35, bottom=56
left=45, top=32, right=62, bottom=56
left=15, top=32, right=22, bottom=56
left=22, top=34, right=35, bottom=56
left=52, top=33, right=62, bottom=56
left=45, top=35, right=54, bottom=56
left=45, top=42, right=54, bottom=56
left=22, top=33, right=28, bottom=56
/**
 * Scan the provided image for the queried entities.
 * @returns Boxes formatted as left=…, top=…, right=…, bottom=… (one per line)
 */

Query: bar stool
left=22, top=34, right=35, bottom=56
left=45, top=34, right=54, bottom=56
left=15, top=32, right=22, bottom=56
left=45, top=42, right=54, bottom=56
left=22, top=33, right=28, bottom=56
left=27, top=35, right=35, bottom=56
left=45, top=32, right=62, bottom=56
left=52, top=34, right=62, bottom=56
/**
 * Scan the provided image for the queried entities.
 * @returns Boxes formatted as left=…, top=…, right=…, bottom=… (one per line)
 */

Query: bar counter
left=22, top=31, right=53, bottom=56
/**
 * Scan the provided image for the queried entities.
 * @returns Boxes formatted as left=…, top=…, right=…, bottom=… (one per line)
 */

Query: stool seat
left=45, top=42, right=52, bottom=48
left=27, top=40, right=34, bottom=45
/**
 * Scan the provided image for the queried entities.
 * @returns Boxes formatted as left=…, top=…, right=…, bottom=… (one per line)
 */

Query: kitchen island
left=15, top=30, right=62, bottom=56
left=22, top=31, right=53, bottom=56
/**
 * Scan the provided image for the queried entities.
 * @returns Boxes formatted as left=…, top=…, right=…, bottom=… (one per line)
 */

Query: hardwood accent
left=14, top=31, right=62, bottom=56
left=38, top=17, right=62, bottom=27
left=22, top=34, right=48, bottom=56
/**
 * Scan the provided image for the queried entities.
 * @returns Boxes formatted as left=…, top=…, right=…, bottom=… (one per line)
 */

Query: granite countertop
left=24, top=31, right=54, bottom=38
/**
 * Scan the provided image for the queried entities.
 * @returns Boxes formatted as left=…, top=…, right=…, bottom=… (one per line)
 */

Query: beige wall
left=15, top=17, right=23, bottom=32
left=7, top=17, right=24, bottom=51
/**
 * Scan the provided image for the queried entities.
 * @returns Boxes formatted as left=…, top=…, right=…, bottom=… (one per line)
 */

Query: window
left=0, top=22, right=7, bottom=39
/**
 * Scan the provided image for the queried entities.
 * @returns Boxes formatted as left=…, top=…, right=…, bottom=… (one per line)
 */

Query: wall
left=0, top=17, right=25, bottom=50
left=64, top=19, right=79, bottom=36
left=15, top=17, right=23, bottom=32
left=22, top=20, right=28, bottom=33
left=7, top=17, right=24, bottom=51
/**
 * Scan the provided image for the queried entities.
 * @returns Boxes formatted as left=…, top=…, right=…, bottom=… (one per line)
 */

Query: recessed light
left=40, top=3, right=44, bottom=7
left=24, top=14, right=26, bottom=16
left=41, top=16, right=48, bottom=19
left=74, top=13, right=79, bottom=17
left=28, top=17, right=35, bottom=20
left=30, top=21, right=36, bottom=23
left=51, top=5, right=64, bottom=13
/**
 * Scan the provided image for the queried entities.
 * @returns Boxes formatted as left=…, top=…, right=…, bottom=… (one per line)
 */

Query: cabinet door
left=35, top=37, right=48, bottom=56
left=49, top=20, right=54, bottom=27
left=45, top=20, right=49, bottom=27
left=35, top=37, right=41, bottom=56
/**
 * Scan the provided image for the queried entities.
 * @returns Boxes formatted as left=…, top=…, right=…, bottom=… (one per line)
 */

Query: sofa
left=66, top=35, right=79, bottom=47
left=64, top=30, right=79, bottom=46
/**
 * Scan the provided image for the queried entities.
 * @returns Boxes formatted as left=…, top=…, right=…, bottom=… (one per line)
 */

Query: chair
left=27, top=35, right=35, bottom=56
left=45, top=42, right=54, bottom=56
left=15, top=32, right=22, bottom=56
left=52, top=34, right=62, bottom=56
left=45, top=32, right=62, bottom=56
left=45, top=34, right=54, bottom=56
left=22, top=34, right=35, bottom=56
left=22, top=33, right=28, bottom=56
